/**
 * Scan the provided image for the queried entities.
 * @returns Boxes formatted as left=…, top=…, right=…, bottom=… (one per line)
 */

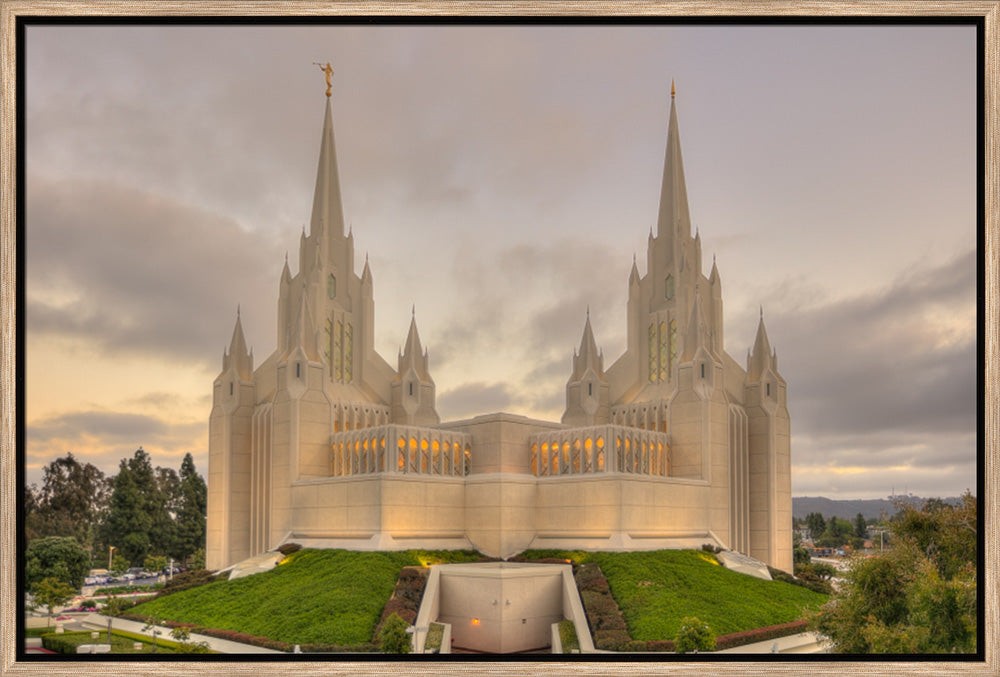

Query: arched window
left=327, top=274, right=336, bottom=299
left=665, top=274, right=674, bottom=300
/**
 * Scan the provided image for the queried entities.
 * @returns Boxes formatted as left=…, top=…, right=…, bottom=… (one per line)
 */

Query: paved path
left=77, top=613, right=285, bottom=654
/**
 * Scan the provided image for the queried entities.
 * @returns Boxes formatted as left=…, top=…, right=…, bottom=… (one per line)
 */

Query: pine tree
left=174, top=453, right=207, bottom=565
left=102, top=454, right=153, bottom=565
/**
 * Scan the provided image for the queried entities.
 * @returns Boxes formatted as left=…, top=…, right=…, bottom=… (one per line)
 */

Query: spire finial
left=313, top=62, right=334, bottom=97
left=411, top=304, right=415, bottom=318
left=671, top=79, right=676, bottom=99
left=237, top=304, right=241, bottom=318
left=760, top=305, right=764, bottom=319
left=586, top=304, right=591, bottom=319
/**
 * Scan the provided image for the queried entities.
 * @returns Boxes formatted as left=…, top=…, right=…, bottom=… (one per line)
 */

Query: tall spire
left=655, top=82, right=692, bottom=240
left=571, top=312, right=604, bottom=380
left=747, top=310, right=773, bottom=381
left=224, top=307, right=253, bottom=380
left=400, top=312, right=430, bottom=380
left=309, top=95, right=347, bottom=241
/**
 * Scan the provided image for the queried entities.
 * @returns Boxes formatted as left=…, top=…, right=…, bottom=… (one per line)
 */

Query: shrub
left=424, top=622, right=444, bottom=653
left=378, top=613, right=411, bottom=654
left=558, top=620, right=579, bottom=653
left=276, top=543, right=302, bottom=556
left=593, top=629, right=630, bottom=651
left=373, top=566, right=428, bottom=639
left=156, top=569, right=216, bottom=597
left=713, top=620, right=808, bottom=650
left=674, top=616, right=716, bottom=654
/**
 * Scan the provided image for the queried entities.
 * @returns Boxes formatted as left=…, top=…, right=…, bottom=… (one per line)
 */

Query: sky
left=22, top=22, right=979, bottom=499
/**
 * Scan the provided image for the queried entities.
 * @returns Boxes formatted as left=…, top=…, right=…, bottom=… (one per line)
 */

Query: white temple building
left=207, top=79, right=792, bottom=573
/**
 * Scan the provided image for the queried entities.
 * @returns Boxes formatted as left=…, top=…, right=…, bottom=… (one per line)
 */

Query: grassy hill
left=520, top=549, right=828, bottom=640
left=127, top=548, right=826, bottom=649
left=128, top=549, right=480, bottom=647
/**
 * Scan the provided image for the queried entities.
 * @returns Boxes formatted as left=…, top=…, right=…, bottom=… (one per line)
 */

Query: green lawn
left=129, top=549, right=479, bottom=646
left=520, top=549, right=828, bottom=640
left=40, top=629, right=183, bottom=654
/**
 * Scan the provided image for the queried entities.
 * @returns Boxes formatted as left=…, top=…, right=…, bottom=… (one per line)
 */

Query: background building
left=207, top=82, right=792, bottom=572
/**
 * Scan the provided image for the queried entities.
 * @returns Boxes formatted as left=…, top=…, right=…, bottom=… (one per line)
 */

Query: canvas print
left=19, top=21, right=979, bottom=660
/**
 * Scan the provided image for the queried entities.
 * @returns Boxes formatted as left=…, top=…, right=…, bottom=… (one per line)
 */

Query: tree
left=26, top=454, right=110, bottom=555
left=33, top=577, right=76, bottom=628
left=174, top=453, right=207, bottom=565
left=378, top=613, right=412, bottom=653
left=111, top=553, right=129, bottom=577
left=805, top=512, right=826, bottom=541
left=103, top=595, right=127, bottom=644
left=145, top=554, right=168, bottom=575
left=142, top=615, right=163, bottom=653
left=811, top=492, right=977, bottom=654
left=854, top=512, right=868, bottom=539
left=25, top=536, right=90, bottom=592
left=674, top=616, right=716, bottom=654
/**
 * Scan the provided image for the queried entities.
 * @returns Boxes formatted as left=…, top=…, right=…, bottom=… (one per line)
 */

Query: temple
left=207, top=80, right=792, bottom=573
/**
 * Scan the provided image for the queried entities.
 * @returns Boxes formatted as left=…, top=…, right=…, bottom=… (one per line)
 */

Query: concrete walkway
left=714, top=631, right=829, bottom=654
left=78, top=613, right=285, bottom=654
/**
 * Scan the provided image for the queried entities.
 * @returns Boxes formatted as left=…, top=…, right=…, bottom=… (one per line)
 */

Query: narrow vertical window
left=327, top=274, right=336, bottom=299
left=700, top=363, right=705, bottom=378
left=588, top=382, right=593, bottom=396
left=766, top=383, right=771, bottom=396
left=665, top=274, right=674, bottom=300
left=648, top=323, right=657, bottom=382
left=409, top=382, right=413, bottom=397
left=229, top=382, right=233, bottom=396
left=296, top=363, right=301, bottom=378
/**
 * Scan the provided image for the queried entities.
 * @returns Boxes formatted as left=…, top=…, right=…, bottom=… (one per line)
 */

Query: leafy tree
left=378, top=613, right=411, bottom=653
left=142, top=615, right=163, bottom=653
left=103, top=595, right=127, bottom=644
left=674, top=616, right=716, bottom=654
left=33, top=577, right=77, bottom=628
left=811, top=493, right=977, bottom=653
left=174, top=453, right=207, bottom=565
left=26, top=454, right=110, bottom=554
left=805, top=512, right=826, bottom=541
left=793, top=545, right=811, bottom=566
left=25, top=536, right=90, bottom=592
left=189, top=547, right=206, bottom=570
left=111, top=553, right=129, bottom=577
left=145, top=554, right=168, bottom=575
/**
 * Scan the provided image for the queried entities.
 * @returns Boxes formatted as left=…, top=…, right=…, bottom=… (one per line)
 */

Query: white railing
left=528, top=425, right=671, bottom=477
left=330, top=424, right=471, bottom=477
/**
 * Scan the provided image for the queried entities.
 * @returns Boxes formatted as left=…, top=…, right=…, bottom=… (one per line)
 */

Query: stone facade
left=207, top=85, right=793, bottom=573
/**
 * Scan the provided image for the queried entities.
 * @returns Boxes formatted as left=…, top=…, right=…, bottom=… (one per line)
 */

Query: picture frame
left=2, top=2, right=996, bottom=676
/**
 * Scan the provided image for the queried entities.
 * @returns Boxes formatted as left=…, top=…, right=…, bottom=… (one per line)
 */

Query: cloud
left=437, top=382, right=515, bottom=420
left=26, top=176, right=285, bottom=365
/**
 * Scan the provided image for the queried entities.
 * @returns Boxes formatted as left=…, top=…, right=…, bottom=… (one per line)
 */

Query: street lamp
left=108, top=546, right=116, bottom=570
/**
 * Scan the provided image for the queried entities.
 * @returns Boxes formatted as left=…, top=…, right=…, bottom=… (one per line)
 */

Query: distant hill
left=793, top=495, right=963, bottom=521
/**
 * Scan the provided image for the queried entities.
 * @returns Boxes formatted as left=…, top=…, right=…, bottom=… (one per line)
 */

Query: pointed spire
left=309, top=97, right=347, bottom=240
left=671, top=78, right=676, bottom=99
left=748, top=309, right=773, bottom=381
left=571, top=312, right=604, bottom=380
left=709, top=254, right=720, bottom=286
left=226, top=306, right=253, bottom=379
left=400, top=311, right=430, bottom=380
left=629, top=254, right=640, bottom=286
left=361, top=252, right=372, bottom=284
left=281, top=253, right=292, bottom=284
left=655, top=83, right=692, bottom=240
